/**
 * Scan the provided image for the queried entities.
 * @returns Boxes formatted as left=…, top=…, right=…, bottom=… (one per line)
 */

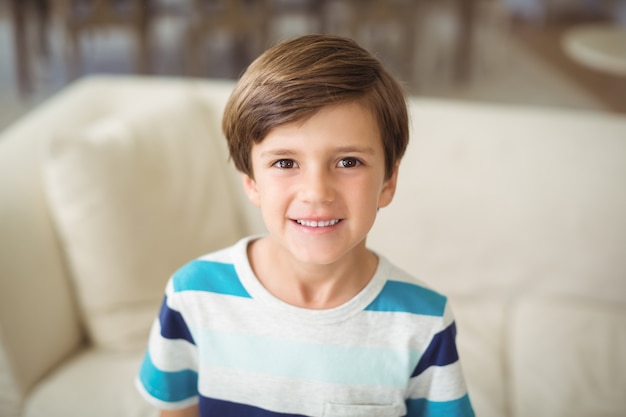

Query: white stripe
left=148, top=319, right=198, bottom=372
left=165, top=278, right=175, bottom=297
left=407, top=362, right=469, bottom=402
left=174, top=290, right=443, bottom=349
left=442, top=302, right=456, bottom=329
left=197, top=365, right=406, bottom=416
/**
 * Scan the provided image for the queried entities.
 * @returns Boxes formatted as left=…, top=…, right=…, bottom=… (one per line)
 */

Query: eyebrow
left=259, top=146, right=377, bottom=158
left=335, top=146, right=377, bottom=155
left=260, top=149, right=297, bottom=157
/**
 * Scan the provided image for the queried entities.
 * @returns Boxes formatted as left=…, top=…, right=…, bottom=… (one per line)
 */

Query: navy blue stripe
left=199, top=396, right=308, bottom=417
left=159, top=295, right=195, bottom=344
left=411, top=322, right=459, bottom=377
left=172, top=260, right=251, bottom=298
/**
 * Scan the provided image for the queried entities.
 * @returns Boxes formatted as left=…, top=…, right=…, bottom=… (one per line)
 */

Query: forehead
left=255, top=102, right=382, bottom=151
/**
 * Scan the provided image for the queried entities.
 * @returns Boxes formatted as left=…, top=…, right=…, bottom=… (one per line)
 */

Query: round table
left=562, top=24, right=626, bottom=76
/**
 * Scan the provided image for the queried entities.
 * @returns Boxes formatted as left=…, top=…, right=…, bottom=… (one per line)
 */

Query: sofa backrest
left=369, top=99, right=626, bottom=303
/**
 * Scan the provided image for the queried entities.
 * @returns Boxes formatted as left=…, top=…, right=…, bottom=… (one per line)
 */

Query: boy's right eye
left=273, top=159, right=298, bottom=169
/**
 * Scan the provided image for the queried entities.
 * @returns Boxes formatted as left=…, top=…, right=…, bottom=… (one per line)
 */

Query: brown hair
left=222, top=34, right=409, bottom=180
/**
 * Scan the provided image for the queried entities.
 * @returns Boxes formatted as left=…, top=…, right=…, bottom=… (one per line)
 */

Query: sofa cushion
left=450, top=295, right=510, bottom=417
left=42, top=91, right=245, bottom=351
left=23, top=348, right=157, bottom=417
left=509, top=295, right=626, bottom=417
left=0, top=341, right=21, bottom=417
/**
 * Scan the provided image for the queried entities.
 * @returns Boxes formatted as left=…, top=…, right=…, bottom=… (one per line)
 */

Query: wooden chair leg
left=453, top=0, right=475, bottom=84
left=65, top=24, right=82, bottom=81
left=33, top=0, right=50, bottom=58
left=10, top=0, right=33, bottom=95
left=185, top=27, right=203, bottom=77
left=136, top=0, right=151, bottom=74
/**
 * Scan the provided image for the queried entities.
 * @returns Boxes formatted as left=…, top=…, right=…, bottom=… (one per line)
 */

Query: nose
left=298, top=168, right=335, bottom=204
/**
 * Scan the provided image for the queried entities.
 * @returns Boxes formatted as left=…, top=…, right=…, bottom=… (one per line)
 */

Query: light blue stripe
left=365, top=280, right=446, bottom=316
left=172, top=260, right=251, bottom=298
left=191, top=328, right=422, bottom=387
left=138, top=352, right=198, bottom=403
left=407, top=394, right=475, bottom=417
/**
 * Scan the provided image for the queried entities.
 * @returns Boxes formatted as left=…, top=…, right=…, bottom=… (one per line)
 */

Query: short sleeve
left=136, top=290, right=200, bottom=410
left=405, top=303, right=475, bottom=417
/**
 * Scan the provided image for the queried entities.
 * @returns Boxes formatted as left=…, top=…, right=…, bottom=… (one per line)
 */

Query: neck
left=248, top=237, right=378, bottom=309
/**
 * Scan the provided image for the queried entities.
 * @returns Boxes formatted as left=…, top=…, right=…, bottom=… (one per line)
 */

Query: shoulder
left=168, top=237, right=251, bottom=298
left=366, top=257, right=448, bottom=318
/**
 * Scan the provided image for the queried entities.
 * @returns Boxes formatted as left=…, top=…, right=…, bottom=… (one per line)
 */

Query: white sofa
left=1, top=75, right=625, bottom=417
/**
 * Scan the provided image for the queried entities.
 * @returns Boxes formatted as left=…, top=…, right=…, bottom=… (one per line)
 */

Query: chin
left=290, top=240, right=365, bottom=266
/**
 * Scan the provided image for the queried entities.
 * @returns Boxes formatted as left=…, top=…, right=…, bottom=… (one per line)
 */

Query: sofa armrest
left=0, top=83, right=88, bottom=407
left=0, top=76, right=264, bottom=412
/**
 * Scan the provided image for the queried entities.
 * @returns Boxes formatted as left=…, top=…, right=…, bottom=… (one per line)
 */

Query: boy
left=136, top=34, right=474, bottom=417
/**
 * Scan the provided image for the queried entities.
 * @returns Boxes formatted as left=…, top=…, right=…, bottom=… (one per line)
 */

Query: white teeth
left=296, top=219, right=340, bottom=228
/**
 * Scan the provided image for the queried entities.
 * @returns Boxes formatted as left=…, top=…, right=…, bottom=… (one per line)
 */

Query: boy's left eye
left=273, top=159, right=298, bottom=169
left=337, top=157, right=361, bottom=168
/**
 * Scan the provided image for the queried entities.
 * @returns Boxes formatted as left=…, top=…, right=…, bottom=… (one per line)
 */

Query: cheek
left=345, top=177, right=383, bottom=207
left=256, top=179, right=290, bottom=208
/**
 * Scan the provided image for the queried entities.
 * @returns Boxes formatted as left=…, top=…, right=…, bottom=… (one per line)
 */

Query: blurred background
left=1, top=0, right=626, bottom=130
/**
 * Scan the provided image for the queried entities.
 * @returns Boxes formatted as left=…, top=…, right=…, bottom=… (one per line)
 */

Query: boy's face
left=242, top=101, right=398, bottom=267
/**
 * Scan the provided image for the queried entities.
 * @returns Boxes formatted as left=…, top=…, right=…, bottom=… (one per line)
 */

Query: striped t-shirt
left=136, top=236, right=474, bottom=417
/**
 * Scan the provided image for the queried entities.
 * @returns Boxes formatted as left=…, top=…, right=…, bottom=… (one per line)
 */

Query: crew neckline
left=231, top=236, right=389, bottom=325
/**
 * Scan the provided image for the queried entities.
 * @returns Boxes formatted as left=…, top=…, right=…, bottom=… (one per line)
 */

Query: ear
left=242, top=173, right=261, bottom=207
left=377, top=162, right=399, bottom=209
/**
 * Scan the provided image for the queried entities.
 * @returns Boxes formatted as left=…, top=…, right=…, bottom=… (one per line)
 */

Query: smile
left=295, top=219, right=341, bottom=228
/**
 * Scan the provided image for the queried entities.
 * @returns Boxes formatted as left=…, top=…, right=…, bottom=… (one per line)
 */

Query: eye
left=337, top=157, right=362, bottom=168
left=273, top=159, right=298, bottom=169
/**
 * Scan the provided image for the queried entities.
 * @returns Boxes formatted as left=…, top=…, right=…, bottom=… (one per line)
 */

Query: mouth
left=294, top=219, right=341, bottom=228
